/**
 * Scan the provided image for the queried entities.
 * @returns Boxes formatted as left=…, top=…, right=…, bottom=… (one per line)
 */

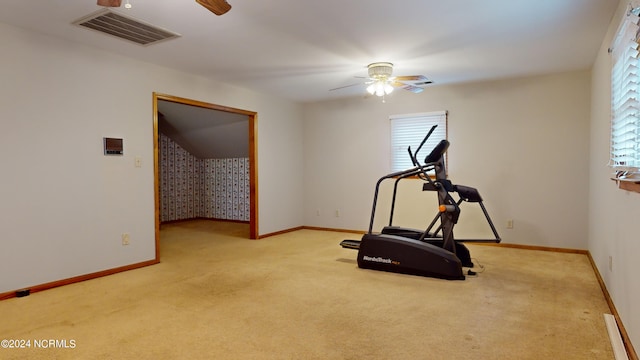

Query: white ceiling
left=157, top=99, right=248, bottom=159
left=0, top=0, right=620, bottom=103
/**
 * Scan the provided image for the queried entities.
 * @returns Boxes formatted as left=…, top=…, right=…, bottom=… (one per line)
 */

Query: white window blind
left=390, top=111, right=447, bottom=172
left=611, top=12, right=640, bottom=171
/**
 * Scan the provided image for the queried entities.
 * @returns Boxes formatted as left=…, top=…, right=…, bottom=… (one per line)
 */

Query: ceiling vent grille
left=73, top=9, right=180, bottom=46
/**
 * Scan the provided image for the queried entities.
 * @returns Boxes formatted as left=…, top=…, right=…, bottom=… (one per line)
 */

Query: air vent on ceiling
left=73, top=9, right=180, bottom=46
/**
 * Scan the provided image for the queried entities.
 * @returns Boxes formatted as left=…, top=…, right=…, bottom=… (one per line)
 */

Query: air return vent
left=73, top=9, right=180, bottom=46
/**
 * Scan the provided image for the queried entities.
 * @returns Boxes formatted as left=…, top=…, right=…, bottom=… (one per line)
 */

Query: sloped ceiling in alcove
left=157, top=100, right=249, bottom=159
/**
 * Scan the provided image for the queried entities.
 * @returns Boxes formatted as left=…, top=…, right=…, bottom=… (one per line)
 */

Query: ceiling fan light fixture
left=367, top=62, right=394, bottom=78
left=365, top=62, right=395, bottom=98
left=367, top=81, right=393, bottom=97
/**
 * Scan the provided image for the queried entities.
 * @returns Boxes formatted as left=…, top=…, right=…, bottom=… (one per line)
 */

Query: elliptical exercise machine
left=340, top=125, right=501, bottom=280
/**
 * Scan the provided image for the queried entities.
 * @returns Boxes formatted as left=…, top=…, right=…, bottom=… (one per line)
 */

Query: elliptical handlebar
left=424, top=139, right=449, bottom=165
left=407, top=124, right=443, bottom=181
left=408, top=124, right=437, bottom=167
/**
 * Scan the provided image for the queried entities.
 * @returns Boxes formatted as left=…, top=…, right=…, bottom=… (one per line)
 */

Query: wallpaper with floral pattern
left=159, top=133, right=250, bottom=222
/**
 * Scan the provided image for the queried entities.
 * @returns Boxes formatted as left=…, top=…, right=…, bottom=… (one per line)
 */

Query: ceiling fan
left=331, top=62, right=432, bottom=100
left=97, top=0, right=232, bottom=15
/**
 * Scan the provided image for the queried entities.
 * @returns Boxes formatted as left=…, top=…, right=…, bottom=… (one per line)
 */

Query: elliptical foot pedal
left=340, top=240, right=361, bottom=250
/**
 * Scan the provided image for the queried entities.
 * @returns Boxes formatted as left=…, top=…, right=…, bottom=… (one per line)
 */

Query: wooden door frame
left=152, top=92, right=259, bottom=259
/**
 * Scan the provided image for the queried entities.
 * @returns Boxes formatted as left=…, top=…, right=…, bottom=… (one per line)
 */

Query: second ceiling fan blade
left=196, top=0, right=232, bottom=15
left=97, top=0, right=122, bottom=6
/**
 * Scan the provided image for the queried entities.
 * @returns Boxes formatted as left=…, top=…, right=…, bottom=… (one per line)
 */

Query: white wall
left=303, top=70, right=591, bottom=249
left=0, top=22, right=304, bottom=293
left=2, top=7, right=636, bottom=351
left=589, top=0, right=640, bottom=350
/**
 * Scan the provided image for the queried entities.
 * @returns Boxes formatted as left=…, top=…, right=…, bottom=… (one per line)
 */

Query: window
left=390, top=111, right=447, bottom=172
left=610, top=11, right=640, bottom=175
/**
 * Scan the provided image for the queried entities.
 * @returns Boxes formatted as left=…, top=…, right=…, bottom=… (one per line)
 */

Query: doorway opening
left=152, top=93, right=258, bottom=259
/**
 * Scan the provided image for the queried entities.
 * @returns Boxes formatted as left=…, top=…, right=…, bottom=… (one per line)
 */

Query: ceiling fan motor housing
left=368, top=62, right=393, bottom=79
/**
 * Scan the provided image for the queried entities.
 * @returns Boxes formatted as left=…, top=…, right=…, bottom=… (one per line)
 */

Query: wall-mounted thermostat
left=104, top=137, right=124, bottom=155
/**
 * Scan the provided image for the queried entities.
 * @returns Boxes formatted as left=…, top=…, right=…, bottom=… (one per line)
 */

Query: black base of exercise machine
left=340, top=234, right=465, bottom=280
left=357, top=233, right=465, bottom=280
left=340, top=125, right=500, bottom=280
left=378, top=227, right=473, bottom=267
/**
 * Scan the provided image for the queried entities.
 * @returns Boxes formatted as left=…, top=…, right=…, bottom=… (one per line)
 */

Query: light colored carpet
left=0, top=220, right=614, bottom=359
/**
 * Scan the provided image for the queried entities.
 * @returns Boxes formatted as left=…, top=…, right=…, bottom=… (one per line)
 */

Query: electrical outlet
left=316, top=209, right=320, bottom=216
left=335, top=210, right=340, bottom=217
left=506, top=219, right=514, bottom=229
left=122, top=233, right=130, bottom=246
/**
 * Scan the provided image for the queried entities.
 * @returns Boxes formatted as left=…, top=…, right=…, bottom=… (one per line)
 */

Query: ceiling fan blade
left=196, top=0, right=232, bottom=15
left=402, top=85, right=425, bottom=94
left=329, top=83, right=364, bottom=91
left=334, top=63, right=431, bottom=95
left=394, top=75, right=429, bottom=82
left=97, top=0, right=122, bottom=7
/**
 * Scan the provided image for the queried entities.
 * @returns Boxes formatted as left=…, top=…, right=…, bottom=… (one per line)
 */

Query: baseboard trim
left=0, top=259, right=159, bottom=301
left=258, top=226, right=305, bottom=239
left=302, top=226, right=365, bottom=235
left=587, top=252, right=638, bottom=360
left=259, top=226, right=366, bottom=239
left=474, top=242, right=588, bottom=255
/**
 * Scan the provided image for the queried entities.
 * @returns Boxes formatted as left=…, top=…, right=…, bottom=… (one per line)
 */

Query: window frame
left=610, top=8, right=640, bottom=189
